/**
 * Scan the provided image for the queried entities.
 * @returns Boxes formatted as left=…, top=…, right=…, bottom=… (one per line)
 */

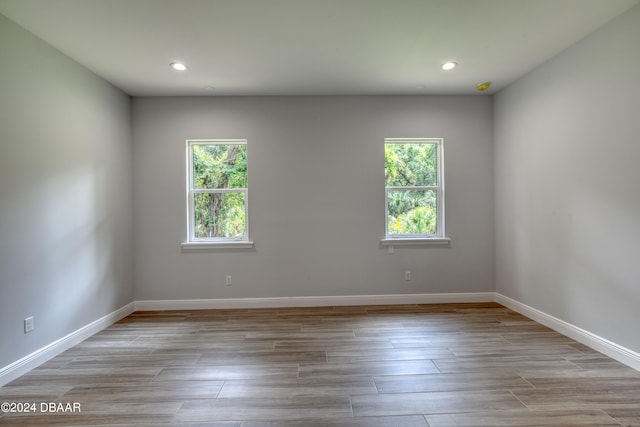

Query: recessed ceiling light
left=170, top=62, right=187, bottom=71
left=441, top=61, right=458, bottom=71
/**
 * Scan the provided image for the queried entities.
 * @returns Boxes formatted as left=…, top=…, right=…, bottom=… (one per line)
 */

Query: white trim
left=0, top=302, right=135, bottom=387
left=384, top=138, right=445, bottom=239
left=181, top=240, right=255, bottom=251
left=380, top=237, right=451, bottom=246
left=495, top=293, right=640, bottom=371
left=3, top=293, right=638, bottom=387
left=135, top=292, right=495, bottom=311
left=188, top=139, right=247, bottom=144
left=185, top=139, right=249, bottom=244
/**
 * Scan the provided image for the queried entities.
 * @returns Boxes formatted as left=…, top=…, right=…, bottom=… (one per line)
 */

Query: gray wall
left=132, top=96, right=494, bottom=300
left=0, top=15, right=134, bottom=368
left=494, top=5, right=640, bottom=353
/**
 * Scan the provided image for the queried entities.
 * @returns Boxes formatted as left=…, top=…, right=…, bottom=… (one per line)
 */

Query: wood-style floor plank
left=241, top=415, right=429, bottom=427
left=175, top=396, right=353, bottom=422
left=217, top=377, right=378, bottom=399
left=373, top=372, right=534, bottom=394
left=425, top=409, right=622, bottom=426
left=1, top=303, right=639, bottom=426
left=350, top=390, right=526, bottom=417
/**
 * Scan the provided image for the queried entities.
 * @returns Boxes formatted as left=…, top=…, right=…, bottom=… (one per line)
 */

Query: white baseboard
left=0, top=302, right=136, bottom=387
left=3, top=293, right=638, bottom=387
left=495, top=293, right=640, bottom=371
left=134, top=292, right=496, bottom=311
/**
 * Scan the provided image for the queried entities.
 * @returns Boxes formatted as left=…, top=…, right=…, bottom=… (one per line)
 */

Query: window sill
left=380, top=237, right=451, bottom=246
left=181, top=241, right=254, bottom=252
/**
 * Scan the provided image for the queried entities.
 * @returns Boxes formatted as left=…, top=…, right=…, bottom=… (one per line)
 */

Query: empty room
left=1, top=0, right=639, bottom=425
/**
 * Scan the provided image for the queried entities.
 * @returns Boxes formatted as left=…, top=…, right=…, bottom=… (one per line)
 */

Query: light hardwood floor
left=1, top=303, right=639, bottom=426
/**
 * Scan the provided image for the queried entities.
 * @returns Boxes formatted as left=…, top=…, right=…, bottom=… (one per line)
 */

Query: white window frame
left=182, top=139, right=253, bottom=251
left=382, top=138, right=450, bottom=246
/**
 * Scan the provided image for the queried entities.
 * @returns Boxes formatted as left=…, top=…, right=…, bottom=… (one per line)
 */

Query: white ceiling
left=1, top=0, right=638, bottom=96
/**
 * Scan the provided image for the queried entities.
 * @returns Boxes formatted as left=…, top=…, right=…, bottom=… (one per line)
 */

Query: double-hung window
left=384, top=138, right=446, bottom=241
left=185, top=139, right=251, bottom=247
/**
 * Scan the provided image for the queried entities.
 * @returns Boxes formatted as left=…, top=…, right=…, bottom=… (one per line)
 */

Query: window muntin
left=187, top=140, right=248, bottom=242
left=384, top=138, right=444, bottom=239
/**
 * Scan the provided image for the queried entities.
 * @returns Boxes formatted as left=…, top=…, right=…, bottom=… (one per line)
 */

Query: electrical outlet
left=225, top=275, right=232, bottom=286
left=404, top=271, right=411, bottom=281
left=24, top=316, right=34, bottom=333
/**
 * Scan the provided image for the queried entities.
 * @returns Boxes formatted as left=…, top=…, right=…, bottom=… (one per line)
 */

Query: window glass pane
left=387, top=189, right=437, bottom=235
left=194, top=192, right=246, bottom=238
left=385, top=143, right=437, bottom=187
left=193, top=144, right=247, bottom=189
